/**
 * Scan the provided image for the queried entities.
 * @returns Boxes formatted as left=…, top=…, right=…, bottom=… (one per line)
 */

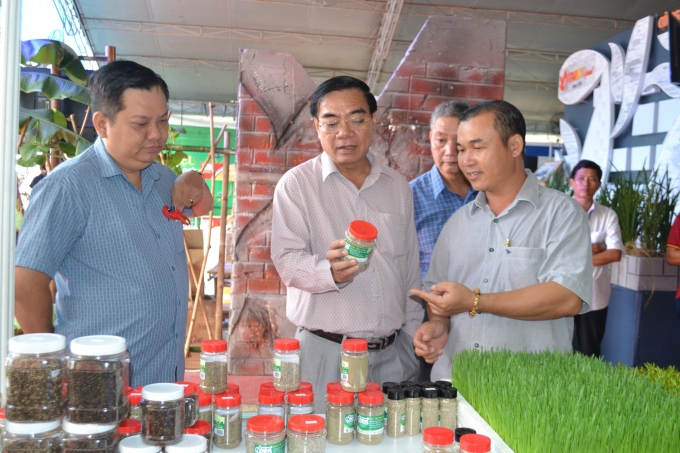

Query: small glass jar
left=213, top=393, right=242, bottom=449
left=164, top=434, right=207, bottom=453
left=197, top=390, right=213, bottom=428
left=199, top=340, right=228, bottom=395
left=244, top=415, right=285, bottom=453
left=344, top=220, right=378, bottom=268
left=118, top=435, right=162, bottom=453
left=272, top=338, right=300, bottom=392
left=460, top=433, right=491, bottom=453
left=438, top=387, right=457, bottom=431
left=6, top=333, right=67, bottom=422
left=2, top=420, right=61, bottom=453
left=326, top=390, right=354, bottom=445
left=386, top=387, right=406, bottom=438
left=176, top=381, right=199, bottom=428
left=129, top=387, right=143, bottom=420
left=381, top=382, right=399, bottom=427
left=340, top=339, right=368, bottom=393
left=67, top=335, right=130, bottom=424
left=140, top=383, right=185, bottom=446
left=422, top=427, right=454, bottom=453
left=421, top=386, right=439, bottom=430
left=404, top=386, right=422, bottom=436
left=287, top=414, right=326, bottom=453
left=356, top=390, right=384, bottom=445
left=185, top=420, right=211, bottom=450
left=257, top=390, right=285, bottom=420
left=61, top=418, right=119, bottom=453
left=287, top=391, right=314, bottom=418
left=119, top=418, right=141, bottom=439
left=453, top=428, right=476, bottom=453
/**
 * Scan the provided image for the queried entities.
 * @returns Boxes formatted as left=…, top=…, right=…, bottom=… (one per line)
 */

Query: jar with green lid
left=287, top=414, right=326, bottom=453
left=460, top=433, right=491, bottom=453
left=197, top=390, right=213, bottom=428
left=244, top=415, right=285, bottom=453
left=140, top=383, right=184, bottom=446
left=386, top=388, right=406, bottom=438
left=5, top=333, right=67, bottom=423
left=344, top=220, right=378, bottom=268
left=61, top=418, right=119, bottom=453
left=340, top=339, right=368, bottom=392
left=119, top=418, right=141, bottom=440
left=272, top=338, right=300, bottom=392
left=199, top=340, right=228, bottom=394
left=404, top=386, right=421, bottom=435
left=2, top=420, right=61, bottom=453
left=422, top=427, right=454, bottom=453
left=165, top=434, right=207, bottom=453
left=438, top=387, right=457, bottom=431
left=175, top=381, right=199, bottom=428
left=213, top=393, right=242, bottom=449
left=421, top=386, right=439, bottom=430
left=118, top=435, right=161, bottom=453
left=356, top=390, right=384, bottom=445
left=453, top=428, right=476, bottom=453
left=129, top=387, right=143, bottom=420
left=185, top=420, right=211, bottom=450
left=326, top=390, right=354, bottom=445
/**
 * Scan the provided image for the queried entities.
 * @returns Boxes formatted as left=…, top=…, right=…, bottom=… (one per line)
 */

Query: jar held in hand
left=344, top=220, right=378, bottom=269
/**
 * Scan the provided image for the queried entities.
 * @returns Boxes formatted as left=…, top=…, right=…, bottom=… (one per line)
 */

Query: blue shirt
left=410, top=165, right=476, bottom=282
left=16, top=139, right=188, bottom=386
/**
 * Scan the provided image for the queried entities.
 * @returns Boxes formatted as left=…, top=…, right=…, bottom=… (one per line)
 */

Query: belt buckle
left=366, top=338, right=385, bottom=351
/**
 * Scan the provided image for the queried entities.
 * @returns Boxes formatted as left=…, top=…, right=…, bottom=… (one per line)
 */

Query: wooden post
left=105, top=46, right=116, bottom=63
left=215, top=132, right=230, bottom=340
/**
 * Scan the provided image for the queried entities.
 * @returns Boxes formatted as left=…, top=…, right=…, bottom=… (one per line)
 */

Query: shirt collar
left=472, top=169, right=539, bottom=214
left=321, top=150, right=389, bottom=186
left=93, top=137, right=160, bottom=181
left=429, top=164, right=448, bottom=199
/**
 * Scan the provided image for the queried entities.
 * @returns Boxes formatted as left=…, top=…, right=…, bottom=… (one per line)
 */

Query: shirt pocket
left=371, top=212, right=408, bottom=258
left=498, top=246, right=546, bottom=290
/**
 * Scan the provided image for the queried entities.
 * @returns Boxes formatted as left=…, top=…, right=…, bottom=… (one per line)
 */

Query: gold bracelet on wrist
left=469, top=287, right=481, bottom=317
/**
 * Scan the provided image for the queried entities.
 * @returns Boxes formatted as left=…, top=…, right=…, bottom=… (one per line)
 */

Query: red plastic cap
left=246, top=415, right=284, bottom=434
left=299, top=382, right=313, bottom=393
left=328, top=390, right=354, bottom=405
left=175, top=381, right=197, bottom=395
left=366, top=382, right=380, bottom=392
left=424, top=427, right=454, bottom=446
left=185, top=420, right=211, bottom=435
left=460, top=434, right=491, bottom=453
left=348, top=220, right=378, bottom=242
left=342, top=338, right=368, bottom=352
left=197, top=390, right=212, bottom=406
left=215, top=393, right=242, bottom=408
left=357, top=390, right=383, bottom=405
left=259, top=382, right=275, bottom=393
left=273, top=338, right=300, bottom=351
left=226, top=383, right=240, bottom=394
left=288, top=414, right=325, bottom=434
left=119, top=418, right=141, bottom=435
left=129, top=387, right=142, bottom=405
left=288, top=391, right=314, bottom=405
left=258, top=390, right=284, bottom=405
left=0, top=408, right=5, bottom=420
left=326, top=382, right=343, bottom=394
left=201, top=339, right=227, bottom=353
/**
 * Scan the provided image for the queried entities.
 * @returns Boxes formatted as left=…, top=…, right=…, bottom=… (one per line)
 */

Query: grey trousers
left=295, top=327, right=420, bottom=413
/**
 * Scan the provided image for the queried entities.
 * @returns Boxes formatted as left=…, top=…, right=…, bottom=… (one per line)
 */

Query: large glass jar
left=66, top=335, right=130, bottom=424
left=199, top=340, right=228, bottom=395
left=5, top=333, right=67, bottom=422
left=1, top=420, right=61, bottom=453
left=164, top=434, right=207, bottom=453
left=185, top=420, right=211, bottom=450
left=272, top=338, right=300, bottom=392
left=344, top=220, right=378, bottom=268
left=119, top=418, right=141, bottom=440
left=213, top=393, right=242, bottom=449
left=118, top=435, right=161, bottom=453
left=129, top=387, right=143, bottom=420
left=244, top=415, right=285, bottom=453
left=460, top=433, right=491, bottom=453
left=197, top=390, right=213, bottom=428
left=422, top=427, right=454, bottom=453
left=386, top=387, right=405, bottom=438
left=287, top=391, right=314, bottom=417
left=256, top=390, right=285, bottom=420
left=175, top=381, right=199, bottom=428
left=438, top=387, right=457, bottom=431
left=421, top=386, right=439, bottom=431
left=340, top=339, right=368, bottom=392
left=356, top=390, right=383, bottom=445
left=287, top=415, right=326, bottom=453
left=140, top=383, right=184, bottom=446
left=61, top=418, right=119, bottom=453
left=404, top=386, right=422, bottom=436
left=326, top=389, right=354, bottom=445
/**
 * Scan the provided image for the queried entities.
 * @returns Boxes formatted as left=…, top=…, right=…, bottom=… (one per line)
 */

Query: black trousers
left=574, top=307, right=608, bottom=357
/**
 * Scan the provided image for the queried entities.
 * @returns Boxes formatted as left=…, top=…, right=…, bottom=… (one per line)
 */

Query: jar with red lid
left=287, top=414, right=326, bottom=453
left=119, top=418, right=141, bottom=440
left=460, top=433, right=491, bottom=453
left=340, top=339, right=368, bottom=392
left=199, top=340, right=228, bottom=394
left=287, top=391, right=314, bottom=418
left=356, top=390, right=384, bottom=445
left=129, top=387, right=143, bottom=420
left=326, top=390, right=354, bottom=445
left=272, top=338, right=300, bottom=392
left=244, top=415, right=285, bottom=453
left=175, top=382, right=199, bottom=428
left=213, top=393, right=241, bottom=449
left=256, top=390, right=285, bottom=420
left=422, top=427, right=454, bottom=453
left=344, top=220, right=378, bottom=268
left=185, top=420, right=211, bottom=450
left=298, top=382, right=313, bottom=393
left=197, top=390, right=213, bottom=428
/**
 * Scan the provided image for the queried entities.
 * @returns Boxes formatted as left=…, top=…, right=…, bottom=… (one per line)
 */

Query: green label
left=344, top=242, right=372, bottom=262
left=340, top=360, right=349, bottom=381
left=273, top=358, right=281, bottom=378
left=400, top=413, right=406, bottom=432
left=344, top=413, right=355, bottom=433
left=383, top=405, right=387, bottom=426
left=357, top=413, right=384, bottom=435
left=199, top=359, right=206, bottom=379
left=253, top=439, right=285, bottom=453
left=213, top=414, right=225, bottom=436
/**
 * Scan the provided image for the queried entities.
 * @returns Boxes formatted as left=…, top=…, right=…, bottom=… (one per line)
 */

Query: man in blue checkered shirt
left=410, top=100, right=477, bottom=283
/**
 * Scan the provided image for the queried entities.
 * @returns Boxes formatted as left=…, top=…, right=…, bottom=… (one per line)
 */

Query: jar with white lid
left=129, top=386, right=143, bottom=420
left=244, top=415, right=285, bottom=453
left=5, top=333, right=67, bottom=422
left=1, top=420, right=61, bottom=453
left=119, top=418, right=141, bottom=439
left=344, top=220, right=378, bottom=268
left=213, top=393, right=242, bottom=449
left=422, top=427, right=454, bottom=453
left=256, top=390, right=285, bottom=420
left=287, top=414, right=326, bottom=453
left=118, top=435, right=162, bottom=453
left=340, top=339, right=368, bottom=392
left=66, top=335, right=130, bottom=424
left=197, top=390, right=213, bottom=428
left=272, top=338, right=300, bottom=392
left=185, top=420, right=211, bottom=450
left=175, top=381, right=199, bottom=427
left=164, top=434, right=207, bottom=453
left=287, top=390, right=314, bottom=418
left=61, top=418, right=119, bottom=453
left=140, top=383, right=184, bottom=446
left=199, top=340, right=228, bottom=394
left=326, top=389, right=354, bottom=445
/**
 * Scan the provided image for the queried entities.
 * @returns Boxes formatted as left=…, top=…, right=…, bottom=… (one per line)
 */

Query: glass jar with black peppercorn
left=165, top=434, right=208, bottom=453
left=118, top=435, right=161, bottom=453
left=2, top=420, right=61, bottom=453
left=61, top=418, right=119, bottom=453
left=140, top=383, right=184, bottom=446
left=175, top=381, right=199, bottom=428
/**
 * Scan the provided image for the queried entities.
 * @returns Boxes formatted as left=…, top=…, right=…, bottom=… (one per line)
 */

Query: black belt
left=306, top=329, right=399, bottom=351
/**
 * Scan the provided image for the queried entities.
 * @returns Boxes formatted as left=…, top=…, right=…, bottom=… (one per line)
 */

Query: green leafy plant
left=546, top=163, right=572, bottom=195
left=158, top=126, right=187, bottom=175
left=634, top=363, right=680, bottom=398
left=21, top=39, right=88, bottom=85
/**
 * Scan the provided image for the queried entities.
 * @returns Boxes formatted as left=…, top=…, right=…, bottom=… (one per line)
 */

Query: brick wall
left=229, top=16, right=507, bottom=376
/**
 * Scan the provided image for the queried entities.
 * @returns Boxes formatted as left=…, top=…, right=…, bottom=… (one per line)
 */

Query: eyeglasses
left=574, top=177, right=599, bottom=184
left=317, top=117, right=372, bottom=134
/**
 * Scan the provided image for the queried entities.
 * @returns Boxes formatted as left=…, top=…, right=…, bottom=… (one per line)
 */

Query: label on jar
left=273, top=358, right=281, bottom=378
left=213, top=414, right=225, bottom=436
left=400, top=413, right=406, bottom=432
left=344, top=413, right=355, bottom=433
left=344, top=242, right=372, bottom=263
left=357, top=413, right=384, bottom=435
left=340, top=360, right=349, bottom=381
left=253, top=439, right=285, bottom=453
left=200, top=359, right=206, bottom=380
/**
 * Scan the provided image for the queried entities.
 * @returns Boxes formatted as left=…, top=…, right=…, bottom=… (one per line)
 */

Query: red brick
left=246, top=230, right=268, bottom=247
left=252, top=183, right=275, bottom=197
left=472, top=84, right=504, bottom=100
left=441, top=83, right=473, bottom=98
left=235, top=182, right=251, bottom=197
left=253, top=151, right=285, bottom=166
left=234, top=213, right=254, bottom=231
left=408, top=111, right=432, bottom=125
left=236, top=197, right=270, bottom=214
left=286, top=151, right=318, bottom=167
left=458, top=67, right=488, bottom=83
left=389, top=109, right=409, bottom=124
left=392, top=94, right=424, bottom=110
left=239, top=98, right=266, bottom=116
left=232, top=263, right=264, bottom=279
left=383, top=76, right=410, bottom=93
left=421, top=96, right=453, bottom=112
left=248, top=246, right=271, bottom=262
left=238, top=115, right=254, bottom=131
left=231, top=359, right=264, bottom=376
left=280, top=282, right=287, bottom=295
left=231, top=277, right=246, bottom=295
left=247, top=278, right=281, bottom=294
left=488, top=69, right=505, bottom=86
left=394, top=61, right=426, bottom=78
left=426, top=63, right=459, bottom=81
left=236, top=149, right=252, bottom=164
left=240, top=132, right=273, bottom=150
left=264, top=263, right=279, bottom=279
left=410, top=78, right=441, bottom=95
left=290, top=138, right=322, bottom=152
left=255, top=116, right=273, bottom=133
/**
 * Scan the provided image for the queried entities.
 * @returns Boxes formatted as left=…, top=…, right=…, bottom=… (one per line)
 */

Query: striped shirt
left=16, top=138, right=188, bottom=386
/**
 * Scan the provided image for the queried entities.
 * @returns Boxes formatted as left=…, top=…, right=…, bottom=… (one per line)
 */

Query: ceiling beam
left=366, top=0, right=405, bottom=90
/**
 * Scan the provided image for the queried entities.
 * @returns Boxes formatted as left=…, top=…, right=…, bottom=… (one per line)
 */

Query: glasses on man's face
left=317, top=117, right=372, bottom=134
left=575, top=176, right=599, bottom=184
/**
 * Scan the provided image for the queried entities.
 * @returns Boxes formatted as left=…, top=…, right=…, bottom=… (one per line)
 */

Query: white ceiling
left=75, top=0, right=679, bottom=131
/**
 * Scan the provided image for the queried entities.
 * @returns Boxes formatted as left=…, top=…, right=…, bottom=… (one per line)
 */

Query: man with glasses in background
left=271, top=76, right=423, bottom=412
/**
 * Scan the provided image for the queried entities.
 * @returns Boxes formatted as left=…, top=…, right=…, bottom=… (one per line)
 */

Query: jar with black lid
left=404, top=386, right=421, bottom=435
left=421, top=386, right=439, bottom=430
left=453, top=428, right=476, bottom=453
left=438, top=387, right=457, bottom=431
left=386, top=387, right=405, bottom=438
left=381, top=382, right=399, bottom=427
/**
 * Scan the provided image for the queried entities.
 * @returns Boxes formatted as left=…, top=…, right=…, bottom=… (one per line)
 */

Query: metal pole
left=0, top=0, right=23, bottom=405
